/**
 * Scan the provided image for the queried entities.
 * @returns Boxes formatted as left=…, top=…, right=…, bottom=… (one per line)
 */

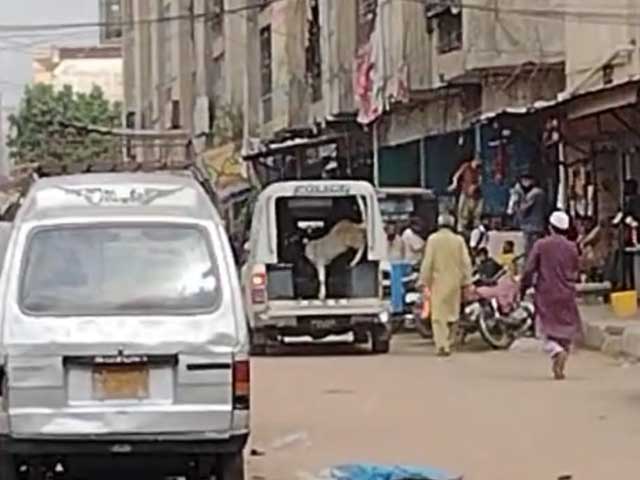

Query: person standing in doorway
left=521, top=211, right=581, bottom=380
left=518, top=174, right=547, bottom=258
left=386, top=222, right=405, bottom=262
left=449, top=157, right=483, bottom=235
left=418, top=213, right=473, bottom=356
left=401, top=217, right=426, bottom=266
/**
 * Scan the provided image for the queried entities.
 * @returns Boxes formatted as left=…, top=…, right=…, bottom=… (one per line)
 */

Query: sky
left=0, top=0, right=99, bottom=174
left=0, top=0, right=99, bottom=108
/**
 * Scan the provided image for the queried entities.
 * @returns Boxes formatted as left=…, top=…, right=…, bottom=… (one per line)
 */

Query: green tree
left=7, top=83, right=122, bottom=165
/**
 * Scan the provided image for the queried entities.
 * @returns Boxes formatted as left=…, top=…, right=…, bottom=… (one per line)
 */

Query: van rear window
left=20, top=225, right=220, bottom=316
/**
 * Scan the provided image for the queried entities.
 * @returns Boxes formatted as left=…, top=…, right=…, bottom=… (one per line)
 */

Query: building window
left=260, top=25, right=273, bottom=123
left=306, top=0, right=322, bottom=102
left=207, top=0, right=224, bottom=34
left=101, top=0, right=123, bottom=43
left=171, top=100, right=182, bottom=129
left=436, top=10, right=462, bottom=54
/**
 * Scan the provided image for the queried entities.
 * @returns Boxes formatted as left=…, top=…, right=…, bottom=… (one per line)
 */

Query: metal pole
left=557, top=140, right=567, bottom=210
left=373, top=121, right=380, bottom=187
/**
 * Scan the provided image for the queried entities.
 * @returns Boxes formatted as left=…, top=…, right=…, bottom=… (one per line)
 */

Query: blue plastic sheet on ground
left=325, top=463, right=463, bottom=480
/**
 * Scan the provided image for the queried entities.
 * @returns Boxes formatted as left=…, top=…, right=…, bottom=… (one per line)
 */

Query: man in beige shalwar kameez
left=418, top=214, right=473, bottom=356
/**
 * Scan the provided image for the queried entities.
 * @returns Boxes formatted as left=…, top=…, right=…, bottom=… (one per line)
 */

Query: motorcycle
left=463, top=271, right=535, bottom=349
left=409, top=256, right=535, bottom=349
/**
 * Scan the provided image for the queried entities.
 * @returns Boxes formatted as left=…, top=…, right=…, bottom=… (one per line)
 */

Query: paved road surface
left=249, top=334, right=640, bottom=480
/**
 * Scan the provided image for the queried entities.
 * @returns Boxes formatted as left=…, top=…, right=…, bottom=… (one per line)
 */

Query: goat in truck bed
left=304, top=220, right=367, bottom=300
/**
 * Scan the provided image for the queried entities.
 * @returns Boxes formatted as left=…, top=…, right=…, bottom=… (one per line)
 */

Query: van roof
left=15, top=172, right=223, bottom=224
left=259, top=180, right=377, bottom=198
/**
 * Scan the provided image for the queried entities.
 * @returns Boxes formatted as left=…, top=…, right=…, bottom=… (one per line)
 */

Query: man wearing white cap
left=418, top=213, right=473, bottom=356
left=521, top=211, right=582, bottom=380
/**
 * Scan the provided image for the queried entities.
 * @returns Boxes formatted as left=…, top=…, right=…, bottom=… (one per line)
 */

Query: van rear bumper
left=0, top=432, right=249, bottom=456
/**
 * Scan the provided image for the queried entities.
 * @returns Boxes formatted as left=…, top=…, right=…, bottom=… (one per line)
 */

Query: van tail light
left=0, top=365, right=7, bottom=411
left=251, top=266, right=267, bottom=304
left=233, top=360, right=250, bottom=410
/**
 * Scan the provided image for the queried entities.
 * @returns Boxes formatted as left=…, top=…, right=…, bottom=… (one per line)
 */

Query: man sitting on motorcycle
left=474, top=247, right=502, bottom=281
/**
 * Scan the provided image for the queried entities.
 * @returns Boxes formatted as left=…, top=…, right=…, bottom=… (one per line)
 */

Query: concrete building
left=122, top=0, right=248, bottom=145
left=121, top=1, right=568, bottom=197
left=548, top=0, right=640, bottom=222
left=238, top=0, right=568, bottom=214
left=32, top=45, right=123, bottom=103
left=121, top=0, right=252, bottom=233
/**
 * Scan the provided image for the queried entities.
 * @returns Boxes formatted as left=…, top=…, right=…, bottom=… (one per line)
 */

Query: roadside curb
left=580, top=304, right=640, bottom=359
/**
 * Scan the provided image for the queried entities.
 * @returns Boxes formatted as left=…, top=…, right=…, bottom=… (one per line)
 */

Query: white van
left=242, top=180, right=390, bottom=353
left=0, top=173, right=249, bottom=480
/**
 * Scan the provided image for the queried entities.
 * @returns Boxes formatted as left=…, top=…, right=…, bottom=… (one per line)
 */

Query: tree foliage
left=7, top=83, right=122, bottom=165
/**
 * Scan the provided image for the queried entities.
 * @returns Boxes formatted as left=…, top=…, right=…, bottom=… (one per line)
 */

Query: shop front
left=556, top=79, right=640, bottom=288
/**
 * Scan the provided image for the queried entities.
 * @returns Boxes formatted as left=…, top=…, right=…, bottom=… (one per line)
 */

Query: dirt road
left=249, top=335, right=640, bottom=480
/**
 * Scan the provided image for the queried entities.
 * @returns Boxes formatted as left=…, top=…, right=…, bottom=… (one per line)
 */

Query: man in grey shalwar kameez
left=521, top=211, right=582, bottom=380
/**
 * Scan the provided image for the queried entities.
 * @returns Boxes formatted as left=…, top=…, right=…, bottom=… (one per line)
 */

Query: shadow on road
left=259, top=340, right=371, bottom=357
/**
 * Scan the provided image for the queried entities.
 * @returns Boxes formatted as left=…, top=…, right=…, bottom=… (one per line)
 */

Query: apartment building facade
left=122, top=1, right=567, bottom=196
left=122, top=0, right=250, bottom=146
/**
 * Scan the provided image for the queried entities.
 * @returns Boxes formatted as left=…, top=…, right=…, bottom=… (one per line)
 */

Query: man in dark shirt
left=518, top=174, right=547, bottom=259
left=475, top=247, right=502, bottom=280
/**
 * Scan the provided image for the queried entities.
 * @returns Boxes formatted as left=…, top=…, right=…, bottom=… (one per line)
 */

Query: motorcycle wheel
left=415, top=316, right=432, bottom=339
left=390, top=315, right=405, bottom=334
left=478, top=310, right=514, bottom=350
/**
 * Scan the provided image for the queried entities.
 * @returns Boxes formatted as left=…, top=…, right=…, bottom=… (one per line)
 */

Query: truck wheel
left=353, top=330, right=369, bottom=344
left=0, top=456, right=17, bottom=480
left=215, top=452, right=245, bottom=480
left=371, top=326, right=390, bottom=354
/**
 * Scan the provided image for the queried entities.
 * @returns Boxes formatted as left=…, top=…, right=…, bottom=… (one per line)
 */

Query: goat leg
left=349, top=245, right=365, bottom=267
left=317, top=264, right=327, bottom=300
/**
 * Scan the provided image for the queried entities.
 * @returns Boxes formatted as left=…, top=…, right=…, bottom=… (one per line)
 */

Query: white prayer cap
left=437, top=213, right=455, bottom=228
left=549, top=211, right=570, bottom=231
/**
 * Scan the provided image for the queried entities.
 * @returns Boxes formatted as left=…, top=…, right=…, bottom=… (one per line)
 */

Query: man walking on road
left=521, top=211, right=582, bottom=380
left=419, top=213, right=472, bottom=356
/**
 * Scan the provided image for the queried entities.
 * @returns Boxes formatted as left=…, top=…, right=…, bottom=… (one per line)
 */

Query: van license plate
left=93, top=365, right=149, bottom=400
left=309, top=319, right=337, bottom=330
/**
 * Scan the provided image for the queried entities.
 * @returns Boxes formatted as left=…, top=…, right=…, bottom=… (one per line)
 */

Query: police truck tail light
left=251, top=266, right=267, bottom=304
left=233, top=360, right=250, bottom=410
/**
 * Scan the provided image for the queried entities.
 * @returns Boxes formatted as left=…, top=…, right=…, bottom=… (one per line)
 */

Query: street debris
left=307, top=463, right=462, bottom=480
left=250, top=447, right=266, bottom=457
left=323, top=388, right=355, bottom=395
left=271, top=431, right=312, bottom=450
